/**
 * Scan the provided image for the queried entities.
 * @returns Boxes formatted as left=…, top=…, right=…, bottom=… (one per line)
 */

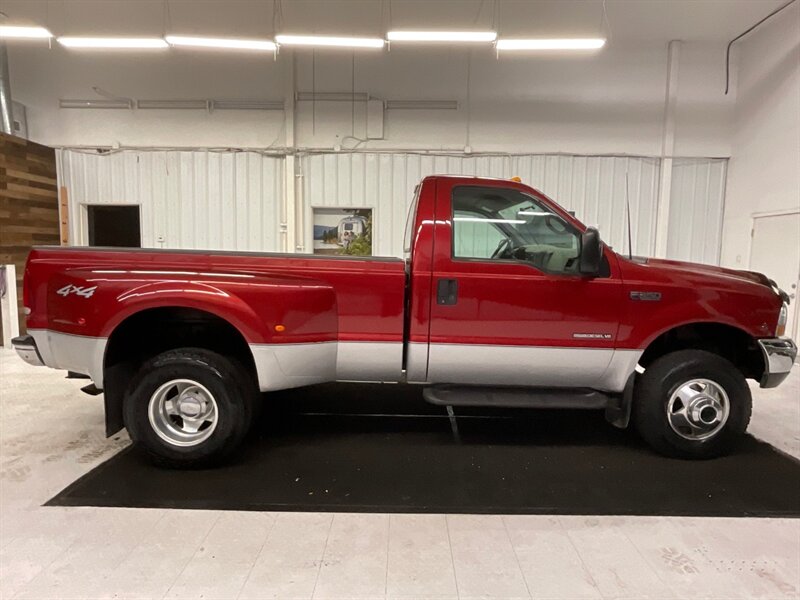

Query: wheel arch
left=101, top=305, right=258, bottom=437
left=638, top=321, right=765, bottom=382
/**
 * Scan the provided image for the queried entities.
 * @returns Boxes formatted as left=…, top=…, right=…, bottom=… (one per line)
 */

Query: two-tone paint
left=19, top=175, right=791, bottom=402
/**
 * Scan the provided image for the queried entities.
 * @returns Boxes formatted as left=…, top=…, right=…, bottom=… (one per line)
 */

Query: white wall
left=5, top=0, right=747, bottom=268
left=292, top=40, right=733, bottom=157
left=721, top=2, right=800, bottom=269
left=6, top=21, right=735, bottom=157
left=3, top=0, right=734, bottom=157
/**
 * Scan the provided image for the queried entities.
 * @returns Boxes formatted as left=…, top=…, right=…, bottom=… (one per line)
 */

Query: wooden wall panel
left=0, top=133, right=59, bottom=340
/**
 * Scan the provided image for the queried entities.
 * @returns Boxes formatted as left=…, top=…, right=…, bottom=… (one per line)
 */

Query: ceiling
left=0, top=0, right=791, bottom=44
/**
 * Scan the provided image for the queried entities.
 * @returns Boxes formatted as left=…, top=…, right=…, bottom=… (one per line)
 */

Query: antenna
left=625, top=172, right=633, bottom=260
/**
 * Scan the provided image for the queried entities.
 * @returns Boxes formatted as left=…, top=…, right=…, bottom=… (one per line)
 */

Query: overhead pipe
left=724, top=0, right=797, bottom=94
left=0, top=11, right=12, bottom=134
left=0, top=36, right=13, bottom=134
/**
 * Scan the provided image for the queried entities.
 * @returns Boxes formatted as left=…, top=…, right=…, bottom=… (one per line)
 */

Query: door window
left=452, top=186, right=580, bottom=275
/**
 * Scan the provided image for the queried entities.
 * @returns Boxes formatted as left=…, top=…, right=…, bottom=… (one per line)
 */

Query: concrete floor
left=1, top=348, right=798, bottom=600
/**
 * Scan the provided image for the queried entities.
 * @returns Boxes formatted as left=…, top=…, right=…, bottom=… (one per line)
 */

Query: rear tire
left=633, top=350, right=752, bottom=459
left=123, top=348, right=255, bottom=468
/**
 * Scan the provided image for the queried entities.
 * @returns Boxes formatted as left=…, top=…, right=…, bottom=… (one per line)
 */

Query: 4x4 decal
left=56, top=284, right=97, bottom=299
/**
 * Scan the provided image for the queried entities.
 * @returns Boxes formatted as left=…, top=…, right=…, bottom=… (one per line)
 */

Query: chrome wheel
left=147, top=379, right=218, bottom=447
left=667, top=378, right=730, bottom=441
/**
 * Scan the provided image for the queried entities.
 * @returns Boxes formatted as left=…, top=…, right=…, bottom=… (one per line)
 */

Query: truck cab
left=13, top=175, right=797, bottom=467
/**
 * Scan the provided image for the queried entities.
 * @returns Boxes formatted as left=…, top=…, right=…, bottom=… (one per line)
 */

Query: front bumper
left=758, top=337, right=797, bottom=388
left=11, top=335, right=44, bottom=367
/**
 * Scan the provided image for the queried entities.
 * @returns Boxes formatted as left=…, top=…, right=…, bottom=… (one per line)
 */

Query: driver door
left=426, top=179, right=625, bottom=389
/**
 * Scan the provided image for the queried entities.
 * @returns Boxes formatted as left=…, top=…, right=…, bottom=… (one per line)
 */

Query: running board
left=423, top=385, right=611, bottom=409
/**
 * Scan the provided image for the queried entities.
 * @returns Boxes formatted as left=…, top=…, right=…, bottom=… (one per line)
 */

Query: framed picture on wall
left=312, top=208, right=373, bottom=256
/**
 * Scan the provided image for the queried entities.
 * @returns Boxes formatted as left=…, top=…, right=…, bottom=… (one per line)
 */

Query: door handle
left=437, top=278, right=458, bottom=305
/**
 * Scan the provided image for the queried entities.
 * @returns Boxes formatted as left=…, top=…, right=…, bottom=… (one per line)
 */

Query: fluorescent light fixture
left=0, top=25, right=53, bottom=39
left=59, top=99, right=133, bottom=109
left=387, top=31, right=496, bottom=43
left=496, top=38, right=606, bottom=51
left=275, top=34, right=384, bottom=49
left=166, top=35, right=276, bottom=51
left=57, top=37, right=169, bottom=49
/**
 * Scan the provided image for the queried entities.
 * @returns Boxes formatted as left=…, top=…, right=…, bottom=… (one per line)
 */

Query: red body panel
left=25, top=249, right=407, bottom=345
left=616, top=257, right=781, bottom=347
left=427, top=176, right=624, bottom=349
left=23, top=175, right=783, bottom=377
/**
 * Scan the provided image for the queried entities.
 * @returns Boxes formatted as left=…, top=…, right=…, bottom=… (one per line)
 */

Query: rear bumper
left=758, top=337, right=797, bottom=388
left=11, top=335, right=44, bottom=367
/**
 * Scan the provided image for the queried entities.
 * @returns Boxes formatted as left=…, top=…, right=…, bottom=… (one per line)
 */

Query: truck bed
left=24, top=246, right=408, bottom=388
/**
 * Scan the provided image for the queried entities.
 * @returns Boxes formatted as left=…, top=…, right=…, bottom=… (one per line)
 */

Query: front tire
left=633, top=350, right=752, bottom=459
left=123, top=348, right=255, bottom=468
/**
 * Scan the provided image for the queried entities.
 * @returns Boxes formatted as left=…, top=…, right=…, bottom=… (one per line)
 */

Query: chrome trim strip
left=27, top=328, right=107, bottom=387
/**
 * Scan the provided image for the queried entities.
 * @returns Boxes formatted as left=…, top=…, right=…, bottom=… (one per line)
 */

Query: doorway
left=750, top=211, right=800, bottom=339
left=87, top=205, right=141, bottom=248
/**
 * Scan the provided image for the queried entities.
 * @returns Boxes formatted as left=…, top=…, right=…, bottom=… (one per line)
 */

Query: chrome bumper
left=758, top=337, right=797, bottom=388
left=11, top=335, right=44, bottom=367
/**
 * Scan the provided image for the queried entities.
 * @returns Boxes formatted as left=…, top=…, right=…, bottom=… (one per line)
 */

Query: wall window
left=452, top=186, right=580, bottom=274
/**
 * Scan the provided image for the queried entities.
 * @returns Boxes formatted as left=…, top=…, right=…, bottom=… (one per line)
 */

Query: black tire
left=123, top=348, right=255, bottom=468
left=633, top=350, right=752, bottom=459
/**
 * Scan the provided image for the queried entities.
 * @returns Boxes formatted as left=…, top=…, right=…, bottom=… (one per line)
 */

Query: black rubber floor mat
left=47, top=383, right=800, bottom=517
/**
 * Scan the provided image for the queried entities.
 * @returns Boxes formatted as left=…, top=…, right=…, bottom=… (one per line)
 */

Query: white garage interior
left=1, top=0, right=799, bottom=598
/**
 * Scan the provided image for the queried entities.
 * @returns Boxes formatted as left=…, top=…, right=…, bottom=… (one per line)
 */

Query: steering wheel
left=491, top=238, right=512, bottom=259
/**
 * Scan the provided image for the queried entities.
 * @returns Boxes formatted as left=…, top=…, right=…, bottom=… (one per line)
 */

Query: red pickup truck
left=13, top=175, right=796, bottom=467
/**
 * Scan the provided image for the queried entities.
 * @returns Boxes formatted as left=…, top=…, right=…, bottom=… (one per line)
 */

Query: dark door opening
left=87, top=205, right=141, bottom=248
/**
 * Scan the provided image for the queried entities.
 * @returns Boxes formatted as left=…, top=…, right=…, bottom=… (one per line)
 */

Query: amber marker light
left=274, top=324, right=286, bottom=332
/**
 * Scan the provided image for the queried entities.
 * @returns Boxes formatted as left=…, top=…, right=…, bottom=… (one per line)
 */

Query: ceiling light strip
left=57, top=37, right=169, bottom=49
left=166, top=35, right=276, bottom=51
left=496, top=38, right=606, bottom=50
left=0, top=25, right=53, bottom=39
left=387, top=31, right=496, bottom=42
left=276, top=34, right=384, bottom=49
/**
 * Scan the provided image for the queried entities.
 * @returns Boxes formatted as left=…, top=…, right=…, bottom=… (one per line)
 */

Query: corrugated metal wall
left=667, top=158, right=727, bottom=265
left=301, top=153, right=662, bottom=258
left=57, top=149, right=727, bottom=265
left=58, top=150, right=284, bottom=251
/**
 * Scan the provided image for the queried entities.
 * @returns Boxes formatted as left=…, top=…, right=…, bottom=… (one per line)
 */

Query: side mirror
left=579, top=227, right=603, bottom=276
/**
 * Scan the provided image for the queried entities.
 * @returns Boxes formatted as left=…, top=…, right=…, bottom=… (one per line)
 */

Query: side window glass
left=452, top=186, right=581, bottom=275
left=453, top=210, right=507, bottom=259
